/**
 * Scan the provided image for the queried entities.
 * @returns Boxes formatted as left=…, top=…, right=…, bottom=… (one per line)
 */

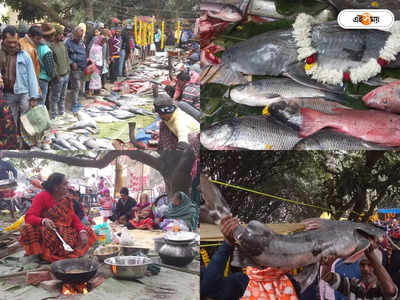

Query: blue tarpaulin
left=378, top=208, right=400, bottom=214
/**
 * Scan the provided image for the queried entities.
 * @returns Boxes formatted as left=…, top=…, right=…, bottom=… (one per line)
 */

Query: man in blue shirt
left=65, top=26, right=86, bottom=112
left=0, top=26, right=40, bottom=131
left=154, top=25, right=162, bottom=52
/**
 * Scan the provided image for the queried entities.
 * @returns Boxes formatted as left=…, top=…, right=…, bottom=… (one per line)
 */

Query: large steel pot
left=104, top=256, right=152, bottom=280
left=159, top=239, right=198, bottom=267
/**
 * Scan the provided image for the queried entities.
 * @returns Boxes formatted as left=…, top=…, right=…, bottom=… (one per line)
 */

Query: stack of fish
left=200, top=0, right=400, bottom=150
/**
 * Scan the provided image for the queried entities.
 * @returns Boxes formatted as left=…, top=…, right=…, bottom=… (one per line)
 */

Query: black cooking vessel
left=51, top=258, right=98, bottom=284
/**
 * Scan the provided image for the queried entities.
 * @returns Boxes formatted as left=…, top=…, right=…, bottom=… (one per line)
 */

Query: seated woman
left=162, top=191, right=198, bottom=232
left=129, top=193, right=154, bottom=230
left=19, top=173, right=97, bottom=262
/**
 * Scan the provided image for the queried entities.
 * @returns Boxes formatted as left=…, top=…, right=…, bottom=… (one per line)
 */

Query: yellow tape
left=209, top=179, right=362, bottom=216
left=201, top=243, right=223, bottom=247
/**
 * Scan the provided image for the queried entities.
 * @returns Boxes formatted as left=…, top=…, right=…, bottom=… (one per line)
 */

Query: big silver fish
left=293, top=129, right=397, bottom=150
left=200, top=116, right=302, bottom=150
left=230, top=79, right=345, bottom=106
left=222, top=21, right=400, bottom=91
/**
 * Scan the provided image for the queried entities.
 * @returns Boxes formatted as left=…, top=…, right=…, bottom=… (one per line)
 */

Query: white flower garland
left=293, top=13, right=400, bottom=85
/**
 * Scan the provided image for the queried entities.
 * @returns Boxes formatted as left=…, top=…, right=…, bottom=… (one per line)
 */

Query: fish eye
left=383, top=99, right=389, bottom=105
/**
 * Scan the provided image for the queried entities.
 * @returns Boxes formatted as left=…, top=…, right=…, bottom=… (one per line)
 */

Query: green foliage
left=202, top=151, right=400, bottom=223
left=274, top=0, right=329, bottom=16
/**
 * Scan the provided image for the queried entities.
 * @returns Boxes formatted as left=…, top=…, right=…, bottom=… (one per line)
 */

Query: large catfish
left=200, top=176, right=398, bottom=291
left=222, top=21, right=400, bottom=92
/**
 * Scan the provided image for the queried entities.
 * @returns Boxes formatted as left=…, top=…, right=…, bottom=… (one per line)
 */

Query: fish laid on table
left=200, top=116, right=302, bottom=150
left=230, top=78, right=345, bottom=106
left=68, top=120, right=97, bottom=130
left=109, top=110, right=136, bottom=120
left=128, top=107, right=154, bottom=116
left=293, top=129, right=397, bottom=150
left=268, top=101, right=400, bottom=146
left=52, top=137, right=75, bottom=150
left=67, top=139, right=87, bottom=151
left=362, top=80, right=400, bottom=113
left=222, top=21, right=400, bottom=90
left=200, top=2, right=243, bottom=22
left=248, top=0, right=335, bottom=21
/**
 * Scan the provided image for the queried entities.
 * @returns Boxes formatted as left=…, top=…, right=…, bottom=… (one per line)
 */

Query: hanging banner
left=134, top=16, right=138, bottom=45
left=161, top=21, right=165, bottom=50
left=177, top=20, right=181, bottom=44
left=138, top=20, right=142, bottom=46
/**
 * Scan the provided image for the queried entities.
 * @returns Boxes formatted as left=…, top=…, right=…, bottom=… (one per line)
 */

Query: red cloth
left=25, top=191, right=84, bottom=232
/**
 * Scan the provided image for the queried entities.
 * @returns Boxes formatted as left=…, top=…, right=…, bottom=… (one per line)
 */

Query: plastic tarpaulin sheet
left=378, top=208, right=400, bottom=214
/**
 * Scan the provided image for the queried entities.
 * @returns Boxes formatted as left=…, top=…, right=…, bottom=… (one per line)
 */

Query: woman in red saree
left=19, top=173, right=97, bottom=262
left=129, top=193, right=154, bottom=230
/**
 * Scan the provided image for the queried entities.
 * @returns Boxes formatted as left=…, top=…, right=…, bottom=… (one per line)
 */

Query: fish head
left=211, top=5, right=242, bottom=22
left=200, top=121, right=235, bottom=150
left=354, top=222, right=386, bottom=242
left=268, top=101, right=302, bottom=130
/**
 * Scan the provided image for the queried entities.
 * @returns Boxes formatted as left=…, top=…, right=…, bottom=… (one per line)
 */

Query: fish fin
left=299, top=108, right=328, bottom=138
left=284, top=62, right=345, bottom=95
left=293, top=263, right=319, bottom=294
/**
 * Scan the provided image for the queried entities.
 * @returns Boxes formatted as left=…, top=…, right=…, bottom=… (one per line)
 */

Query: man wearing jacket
left=37, top=23, right=57, bottom=105
left=19, top=25, right=42, bottom=84
left=0, top=26, right=40, bottom=130
left=65, top=26, right=86, bottom=113
left=49, top=25, right=70, bottom=119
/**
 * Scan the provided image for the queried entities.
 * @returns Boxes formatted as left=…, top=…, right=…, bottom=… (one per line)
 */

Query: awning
left=378, top=208, right=400, bottom=214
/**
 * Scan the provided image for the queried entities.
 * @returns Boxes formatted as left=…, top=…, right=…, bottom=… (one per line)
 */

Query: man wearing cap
left=153, top=94, right=200, bottom=153
left=108, top=27, right=122, bottom=81
left=19, top=25, right=42, bottom=83
left=37, top=23, right=57, bottom=105
left=17, top=24, right=28, bottom=39
left=322, top=239, right=398, bottom=300
left=65, top=26, right=86, bottom=113
left=49, top=24, right=70, bottom=119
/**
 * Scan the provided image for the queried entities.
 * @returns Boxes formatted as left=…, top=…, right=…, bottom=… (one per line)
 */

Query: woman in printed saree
left=163, top=191, right=198, bottom=231
left=19, top=173, right=96, bottom=262
left=130, top=193, right=154, bottom=230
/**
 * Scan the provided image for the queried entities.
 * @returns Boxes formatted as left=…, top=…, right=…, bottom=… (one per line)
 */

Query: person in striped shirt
left=321, top=239, right=398, bottom=300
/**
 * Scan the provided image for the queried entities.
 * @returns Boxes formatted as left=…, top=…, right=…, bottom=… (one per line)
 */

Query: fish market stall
left=40, top=52, right=176, bottom=151
left=200, top=0, right=400, bottom=150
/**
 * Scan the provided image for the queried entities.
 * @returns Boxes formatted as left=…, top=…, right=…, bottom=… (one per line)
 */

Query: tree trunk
left=1, top=150, right=194, bottom=198
left=114, top=158, right=123, bottom=198
left=83, top=0, right=94, bottom=20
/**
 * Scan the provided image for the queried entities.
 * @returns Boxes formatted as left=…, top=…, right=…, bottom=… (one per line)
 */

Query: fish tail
left=299, top=108, right=328, bottom=138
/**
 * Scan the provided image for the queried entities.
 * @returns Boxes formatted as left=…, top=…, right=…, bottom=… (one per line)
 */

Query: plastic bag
left=119, top=227, right=135, bottom=246
left=92, top=222, right=112, bottom=244
left=20, top=105, right=51, bottom=136
left=162, top=219, right=189, bottom=232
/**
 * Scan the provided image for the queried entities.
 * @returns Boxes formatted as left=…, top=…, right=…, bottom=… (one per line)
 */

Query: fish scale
left=201, top=116, right=302, bottom=150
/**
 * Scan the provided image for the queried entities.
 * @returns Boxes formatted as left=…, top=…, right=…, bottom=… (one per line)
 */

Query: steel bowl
left=93, top=245, right=120, bottom=263
left=104, top=256, right=152, bottom=280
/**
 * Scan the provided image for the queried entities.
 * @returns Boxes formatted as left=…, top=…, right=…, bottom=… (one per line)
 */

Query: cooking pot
left=159, top=239, right=198, bottom=267
left=51, top=258, right=98, bottom=284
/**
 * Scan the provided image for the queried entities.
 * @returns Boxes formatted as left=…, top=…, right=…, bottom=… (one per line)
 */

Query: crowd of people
left=0, top=18, right=200, bottom=151
left=201, top=215, right=400, bottom=300
left=17, top=171, right=200, bottom=263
